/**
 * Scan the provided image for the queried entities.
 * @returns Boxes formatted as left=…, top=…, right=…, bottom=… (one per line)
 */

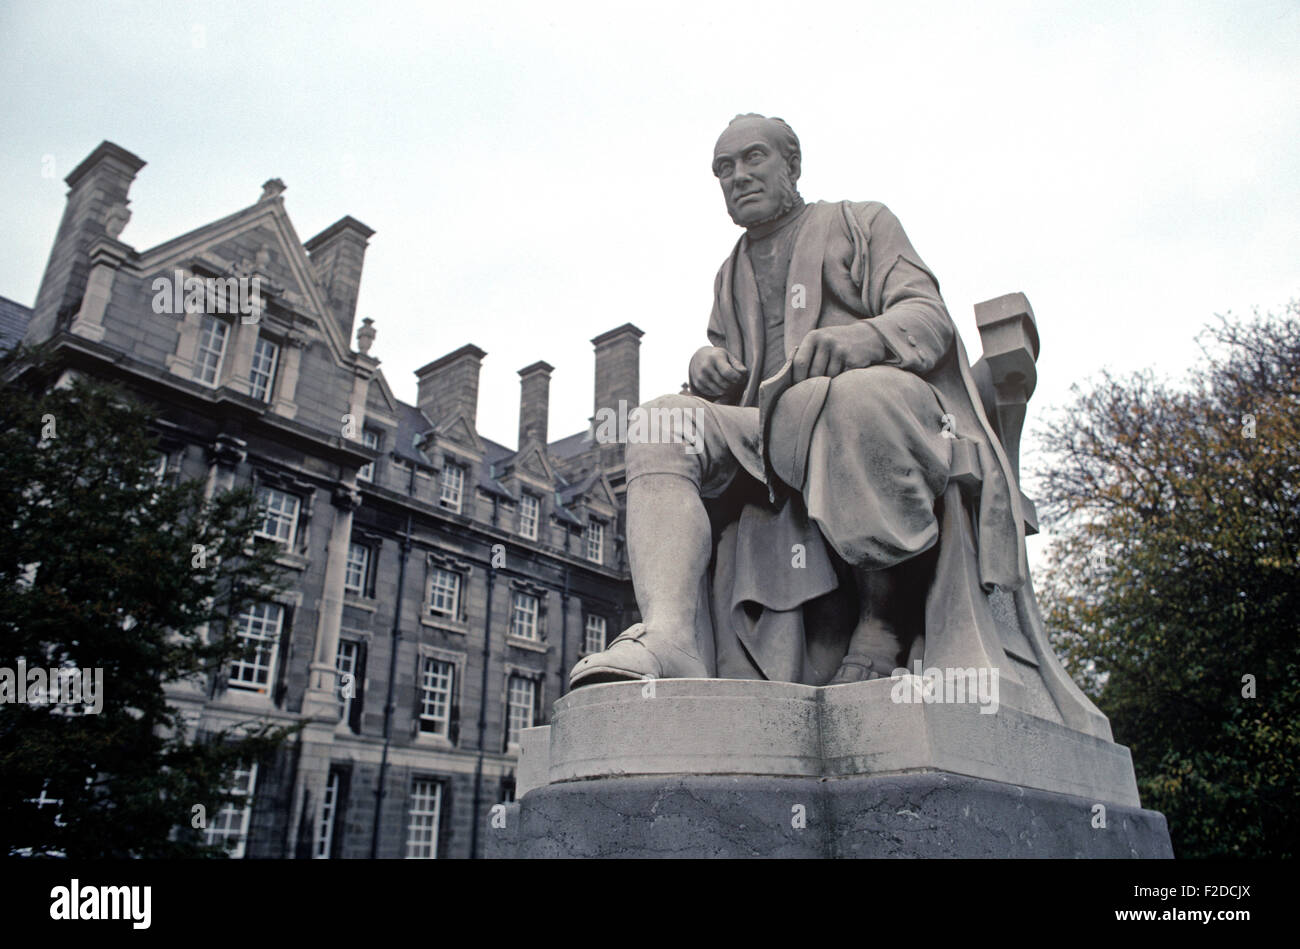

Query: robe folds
left=691, top=200, right=1028, bottom=684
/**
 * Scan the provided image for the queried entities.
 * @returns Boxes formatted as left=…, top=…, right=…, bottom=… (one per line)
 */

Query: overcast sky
left=3, top=0, right=1297, bottom=535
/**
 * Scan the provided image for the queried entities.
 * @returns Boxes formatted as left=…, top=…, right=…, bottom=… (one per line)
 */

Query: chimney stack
left=518, top=360, right=554, bottom=449
left=415, top=344, right=487, bottom=430
left=28, top=141, right=146, bottom=345
left=592, top=323, right=643, bottom=418
left=304, top=215, right=375, bottom=344
left=591, top=323, right=644, bottom=472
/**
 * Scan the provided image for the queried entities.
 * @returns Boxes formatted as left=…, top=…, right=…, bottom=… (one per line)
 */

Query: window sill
left=244, top=543, right=309, bottom=571
left=343, top=594, right=377, bottom=612
left=505, top=635, right=548, bottom=654
left=216, top=685, right=277, bottom=711
left=420, top=614, right=469, bottom=635
left=413, top=731, right=456, bottom=750
left=275, top=551, right=310, bottom=571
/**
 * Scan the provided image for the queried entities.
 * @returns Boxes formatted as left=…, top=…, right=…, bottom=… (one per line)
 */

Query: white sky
left=3, top=0, right=1298, bottom=551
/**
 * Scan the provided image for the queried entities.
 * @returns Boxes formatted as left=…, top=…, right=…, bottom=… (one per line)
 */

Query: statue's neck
left=745, top=195, right=807, bottom=241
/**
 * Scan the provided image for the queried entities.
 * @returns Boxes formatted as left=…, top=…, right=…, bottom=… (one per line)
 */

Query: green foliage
left=0, top=347, right=301, bottom=857
left=1035, top=301, right=1300, bottom=858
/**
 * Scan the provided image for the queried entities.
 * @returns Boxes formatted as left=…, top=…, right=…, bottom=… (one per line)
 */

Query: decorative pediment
left=571, top=472, right=618, bottom=518
left=427, top=550, right=472, bottom=575
left=428, top=411, right=484, bottom=458
left=135, top=194, right=354, bottom=368
left=503, top=444, right=557, bottom=488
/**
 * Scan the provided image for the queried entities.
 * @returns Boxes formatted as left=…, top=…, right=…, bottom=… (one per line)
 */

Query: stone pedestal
left=485, top=678, right=1173, bottom=859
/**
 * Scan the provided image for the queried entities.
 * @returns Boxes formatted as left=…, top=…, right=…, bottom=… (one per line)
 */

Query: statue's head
left=713, top=113, right=802, bottom=227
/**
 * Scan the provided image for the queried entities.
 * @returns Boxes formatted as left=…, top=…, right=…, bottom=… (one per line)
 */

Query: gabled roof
left=135, top=192, right=357, bottom=368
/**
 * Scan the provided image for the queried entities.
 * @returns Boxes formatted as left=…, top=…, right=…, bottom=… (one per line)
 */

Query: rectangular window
left=419, top=658, right=455, bottom=736
left=228, top=603, right=283, bottom=691
left=428, top=568, right=460, bottom=619
left=507, top=675, right=536, bottom=747
left=405, top=779, right=443, bottom=859
left=248, top=336, right=279, bottom=402
left=344, top=542, right=370, bottom=596
left=438, top=464, right=463, bottom=513
left=584, top=614, right=607, bottom=654
left=254, top=486, right=300, bottom=546
left=358, top=429, right=380, bottom=482
left=336, top=639, right=359, bottom=723
left=205, top=763, right=257, bottom=858
left=194, top=315, right=230, bottom=386
left=519, top=494, right=539, bottom=540
left=314, top=770, right=341, bottom=859
left=510, top=592, right=539, bottom=640
left=585, top=520, right=604, bottom=564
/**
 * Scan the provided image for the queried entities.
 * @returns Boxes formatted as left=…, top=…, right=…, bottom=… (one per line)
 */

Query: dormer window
left=439, top=464, right=464, bottom=514
left=519, top=493, right=539, bottom=541
left=585, top=519, right=604, bottom=564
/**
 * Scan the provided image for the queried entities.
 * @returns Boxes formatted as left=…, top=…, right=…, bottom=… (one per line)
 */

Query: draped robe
left=695, top=200, right=1028, bottom=684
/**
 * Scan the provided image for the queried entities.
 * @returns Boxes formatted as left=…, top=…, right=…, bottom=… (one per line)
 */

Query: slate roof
left=0, top=296, right=33, bottom=353
left=548, top=428, right=593, bottom=460
left=392, top=401, right=435, bottom=465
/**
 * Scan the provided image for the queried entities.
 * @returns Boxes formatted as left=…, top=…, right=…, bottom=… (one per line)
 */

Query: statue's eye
left=745, top=150, right=765, bottom=163
left=716, top=161, right=734, bottom=177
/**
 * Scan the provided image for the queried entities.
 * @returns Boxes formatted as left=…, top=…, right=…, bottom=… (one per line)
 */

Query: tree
left=1034, top=301, right=1300, bottom=858
left=0, top=347, right=301, bottom=857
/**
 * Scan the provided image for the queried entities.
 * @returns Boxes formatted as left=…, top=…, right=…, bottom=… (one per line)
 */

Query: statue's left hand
left=791, top=324, right=888, bottom=383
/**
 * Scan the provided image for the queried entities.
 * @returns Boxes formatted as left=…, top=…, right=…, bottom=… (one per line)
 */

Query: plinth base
left=487, top=771, right=1173, bottom=858
left=486, top=677, right=1172, bottom=858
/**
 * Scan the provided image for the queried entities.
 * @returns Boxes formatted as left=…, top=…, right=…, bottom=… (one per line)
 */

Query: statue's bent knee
left=625, top=394, right=710, bottom=487
left=821, top=366, right=944, bottom=440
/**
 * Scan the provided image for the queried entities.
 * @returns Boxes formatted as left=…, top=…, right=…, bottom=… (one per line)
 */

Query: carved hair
left=728, top=113, right=801, bottom=166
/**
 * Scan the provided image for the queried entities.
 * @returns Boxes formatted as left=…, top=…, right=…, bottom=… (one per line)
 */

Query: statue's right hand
left=690, top=346, right=748, bottom=399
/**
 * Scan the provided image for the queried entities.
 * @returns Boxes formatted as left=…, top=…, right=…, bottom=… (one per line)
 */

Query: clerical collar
left=745, top=197, right=808, bottom=241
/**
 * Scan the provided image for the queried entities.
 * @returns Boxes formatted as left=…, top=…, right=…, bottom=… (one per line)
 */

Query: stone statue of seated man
left=570, top=113, right=1028, bottom=689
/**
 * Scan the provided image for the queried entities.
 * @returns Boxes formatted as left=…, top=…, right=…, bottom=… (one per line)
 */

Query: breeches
left=624, top=365, right=952, bottom=568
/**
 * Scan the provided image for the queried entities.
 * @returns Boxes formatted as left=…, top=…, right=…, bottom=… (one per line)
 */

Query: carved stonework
left=331, top=486, right=362, bottom=512
left=104, top=201, right=131, bottom=239
left=207, top=433, right=248, bottom=467
left=356, top=317, right=376, bottom=354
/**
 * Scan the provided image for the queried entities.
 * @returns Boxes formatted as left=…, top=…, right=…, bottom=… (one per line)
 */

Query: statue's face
left=713, top=118, right=800, bottom=227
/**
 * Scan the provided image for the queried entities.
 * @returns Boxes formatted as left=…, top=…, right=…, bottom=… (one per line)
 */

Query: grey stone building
left=12, top=140, right=641, bottom=858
